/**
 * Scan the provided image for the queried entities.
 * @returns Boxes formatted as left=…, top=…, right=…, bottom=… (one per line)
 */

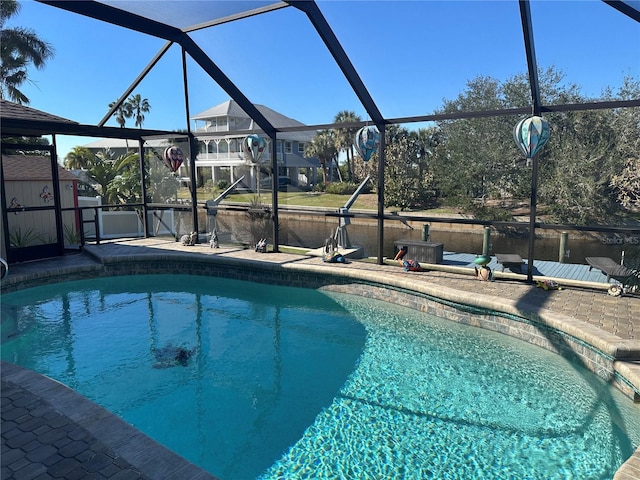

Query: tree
left=384, top=125, right=436, bottom=210
left=109, top=99, right=133, bottom=128
left=540, top=108, right=620, bottom=224
left=412, top=127, right=440, bottom=183
left=108, top=94, right=150, bottom=150
left=607, top=77, right=640, bottom=215
left=433, top=75, right=520, bottom=206
left=64, top=146, right=94, bottom=170
left=128, top=93, right=150, bottom=129
left=89, top=149, right=122, bottom=205
left=332, top=110, right=361, bottom=181
left=147, top=155, right=180, bottom=203
left=431, top=68, right=640, bottom=224
left=305, top=130, right=337, bottom=184
left=0, top=0, right=54, bottom=104
left=108, top=151, right=144, bottom=205
left=610, top=158, right=640, bottom=212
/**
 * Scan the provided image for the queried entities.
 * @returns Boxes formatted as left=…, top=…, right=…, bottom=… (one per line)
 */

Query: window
left=298, top=142, right=305, bottom=154
left=285, top=141, right=292, bottom=154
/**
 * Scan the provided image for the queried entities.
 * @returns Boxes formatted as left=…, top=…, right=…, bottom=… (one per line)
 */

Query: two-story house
left=82, top=100, right=321, bottom=191
left=191, top=99, right=320, bottom=190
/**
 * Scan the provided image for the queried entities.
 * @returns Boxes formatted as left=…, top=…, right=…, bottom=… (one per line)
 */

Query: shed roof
left=2, top=155, right=78, bottom=182
left=0, top=99, right=78, bottom=126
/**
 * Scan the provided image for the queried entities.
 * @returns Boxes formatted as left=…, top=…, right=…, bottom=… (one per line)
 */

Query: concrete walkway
left=2, top=239, right=639, bottom=479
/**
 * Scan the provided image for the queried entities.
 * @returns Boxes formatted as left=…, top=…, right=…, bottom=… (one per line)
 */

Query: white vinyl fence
left=79, top=196, right=175, bottom=240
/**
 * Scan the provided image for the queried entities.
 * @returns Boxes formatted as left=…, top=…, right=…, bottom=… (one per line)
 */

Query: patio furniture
left=495, top=254, right=524, bottom=273
left=394, top=240, right=443, bottom=264
left=585, top=257, right=632, bottom=282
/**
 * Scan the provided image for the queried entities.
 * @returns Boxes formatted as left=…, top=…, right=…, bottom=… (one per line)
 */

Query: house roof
left=0, top=99, right=182, bottom=139
left=2, top=155, right=78, bottom=182
left=79, top=100, right=316, bottom=150
left=193, top=99, right=306, bottom=129
left=192, top=99, right=315, bottom=142
left=0, top=99, right=79, bottom=127
left=82, top=138, right=171, bottom=150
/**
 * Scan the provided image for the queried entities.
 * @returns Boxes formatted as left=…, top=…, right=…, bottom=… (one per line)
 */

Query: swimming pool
left=2, top=274, right=639, bottom=479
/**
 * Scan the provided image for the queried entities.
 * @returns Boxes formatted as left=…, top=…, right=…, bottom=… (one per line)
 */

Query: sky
left=8, top=0, right=640, bottom=161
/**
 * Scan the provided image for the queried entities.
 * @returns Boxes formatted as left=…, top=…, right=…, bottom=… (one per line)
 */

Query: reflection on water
left=217, top=212, right=630, bottom=263
left=3, top=277, right=639, bottom=479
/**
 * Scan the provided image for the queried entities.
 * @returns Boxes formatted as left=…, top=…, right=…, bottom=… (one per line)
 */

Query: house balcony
left=195, top=152, right=280, bottom=166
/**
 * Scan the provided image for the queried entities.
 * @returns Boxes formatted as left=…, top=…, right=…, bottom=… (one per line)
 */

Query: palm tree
left=412, top=127, right=441, bottom=178
left=108, top=151, right=144, bottom=205
left=333, top=110, right=361, bottom=182
left=64, top=146, right=94, bottom=170
left=89, top=149, right=122, bottom=204
left=128, top=93, right=151, bottom=129
left=0, top=0, right=54, bottom=104
left=304, top=130, right=337, bottom=184
left=108, top=100, right=132, bottom=129
left=108, top=99, right=133, bottom=150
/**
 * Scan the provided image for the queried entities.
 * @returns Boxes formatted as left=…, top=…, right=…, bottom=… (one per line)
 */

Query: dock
left=439, top=251, right=622, bottom=284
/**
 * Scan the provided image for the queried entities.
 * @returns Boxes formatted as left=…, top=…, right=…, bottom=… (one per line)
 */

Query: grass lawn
left=227, top=191, right=379, bottom=209
left=187, top=188, right=455, bottom=214
left=184, top=187, right=377, bottom=209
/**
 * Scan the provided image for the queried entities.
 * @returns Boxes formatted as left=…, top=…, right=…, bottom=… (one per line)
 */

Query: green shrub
left=9, top=227, right=44, bottom=248
left=64, top=224, right=81, bottom=244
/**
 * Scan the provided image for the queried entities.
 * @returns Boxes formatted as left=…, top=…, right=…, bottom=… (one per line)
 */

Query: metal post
left=559, top=232, right=569, bottom=263
left=138, top=139, right=149, bottom=237
left=520, top=0, right=543, bottom=283
left=482, top=226, right=491, bottom=256
left=422, top=224, right=430, bottom=242
left=271, top=133, right=279, bottom=252
left=526, top=155, right=539, bottom=282
left=182, top=47, right=198, bottom=240
left=49, top=139, right=65, bottom=255
left=377, top=124, right=386, bottom=264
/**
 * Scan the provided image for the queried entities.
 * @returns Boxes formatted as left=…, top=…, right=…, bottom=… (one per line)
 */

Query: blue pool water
left=2, top=275, right=639, bottom=479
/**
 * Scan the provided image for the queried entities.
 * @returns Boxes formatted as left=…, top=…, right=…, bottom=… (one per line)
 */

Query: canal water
left=210, top=211, right=636, bottom=264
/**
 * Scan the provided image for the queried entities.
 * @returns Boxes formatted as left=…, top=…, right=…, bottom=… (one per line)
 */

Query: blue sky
left=9, top=0, right=640, bottom=160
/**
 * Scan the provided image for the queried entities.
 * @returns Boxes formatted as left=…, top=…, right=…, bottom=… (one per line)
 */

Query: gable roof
left=192, top=99, right=306, bottom=129
left=192, top=99, right=316, bottom=142
left=2, top=155, right=78, bottom=182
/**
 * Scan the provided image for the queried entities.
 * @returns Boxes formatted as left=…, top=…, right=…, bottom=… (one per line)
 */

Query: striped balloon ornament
left=513, top=116, right=550, bottom=159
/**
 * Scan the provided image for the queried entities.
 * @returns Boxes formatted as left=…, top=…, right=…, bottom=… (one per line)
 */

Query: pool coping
left=2, top=245, right=639, bottom=399
left=2, top=242, right=640, bottom=479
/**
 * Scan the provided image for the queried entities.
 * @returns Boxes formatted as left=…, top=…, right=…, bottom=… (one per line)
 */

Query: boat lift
left=204, top=176, right=245, bottom=248
left=334, top=175, right=370, bottom=249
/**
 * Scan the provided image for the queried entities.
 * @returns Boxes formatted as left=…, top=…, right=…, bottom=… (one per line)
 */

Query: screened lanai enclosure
left=1, top=0, right=639, bottom=284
